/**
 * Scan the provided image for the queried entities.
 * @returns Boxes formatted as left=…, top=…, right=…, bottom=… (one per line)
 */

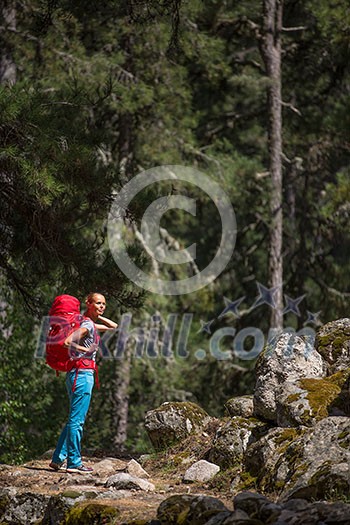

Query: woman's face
left=86, top=294, right=106, bottom=320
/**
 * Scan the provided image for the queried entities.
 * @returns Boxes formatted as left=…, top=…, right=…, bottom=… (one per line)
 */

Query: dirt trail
left=0, top=457, right=233, bottom=522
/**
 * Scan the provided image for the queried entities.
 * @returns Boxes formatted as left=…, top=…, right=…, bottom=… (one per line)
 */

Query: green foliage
left=0, top=292, right=68, bottom=463
left=0, top=0, right=349, bottom=462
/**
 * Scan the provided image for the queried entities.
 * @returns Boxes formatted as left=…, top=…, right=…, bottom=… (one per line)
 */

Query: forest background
left=0, top=0, right=349, bottom=464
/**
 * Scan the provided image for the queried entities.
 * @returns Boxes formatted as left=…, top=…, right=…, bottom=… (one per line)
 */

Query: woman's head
left=85, top=292, right=106, bottom=320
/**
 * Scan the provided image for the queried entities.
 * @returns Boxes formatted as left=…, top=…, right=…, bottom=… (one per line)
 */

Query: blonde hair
left=85, top=292, right=105, bottom=304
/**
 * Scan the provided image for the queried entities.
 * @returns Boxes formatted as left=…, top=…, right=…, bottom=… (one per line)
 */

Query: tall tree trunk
left=108, top=13, right=136, bottom=448
left=109, top=345, right=132, bottom=451
left=109, top=110, right=135, bottom=451
left=261, top=0, right=284, bottom=330
left=0, top=0, right=16, bottom=85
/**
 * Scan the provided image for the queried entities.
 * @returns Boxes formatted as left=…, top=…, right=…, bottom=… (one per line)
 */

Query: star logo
left=250, top=282, right=280, bottom=311
left=218, top=296, right=246, bottom=319
left=304, top=311, right=322, bottom=326
left=283, top=294, right=306, bottom=317
left=197, top=319, right=214, bottom=335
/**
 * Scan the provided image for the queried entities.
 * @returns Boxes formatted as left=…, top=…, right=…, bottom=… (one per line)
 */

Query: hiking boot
left=66, top=464, right=93, bottom=474
left=49, top=460, right=66, bottom=471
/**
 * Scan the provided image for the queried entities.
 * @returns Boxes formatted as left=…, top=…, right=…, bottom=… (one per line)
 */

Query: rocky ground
left=3, top=319, right=350, bottom=523
left=0, top=453, right=233, bottom=524
left=2, top=449, right=350, bottom=524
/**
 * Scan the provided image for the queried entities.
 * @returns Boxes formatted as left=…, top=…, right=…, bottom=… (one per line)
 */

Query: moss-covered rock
left=224, top=395, right=254, bottom=418
left=254, top=332, right=325, bottom=422
left=243, top=417, right=350, bottom=500
left=42, top=494, right=74, bottom=525
left=60, top=491, right=82, bottom=499
left=157, top=494, right=228, bottom=525
left=0, top=489, right=49, bottom=524
left=63, top=503, right=120, bottom=525
left=157, top=494, right=194, bottom=524
left=208, top=416, right=270, bottom=469
left=278, top=417, right=350, bottom=501
left=145, top=402, right=211, bottom=451
left=185, top=495, right=228, bottom=525
left=243, top=426, right=307, bottom=494
left=290, top=461, right=349, bottom=501
left=0, top=494, right=10, bottom=521
left=315, top=318, right=350, bottom=374
left=276, top=368, right=350, bottom=427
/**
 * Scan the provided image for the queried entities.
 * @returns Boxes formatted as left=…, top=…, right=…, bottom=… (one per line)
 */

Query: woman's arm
left=64, top=326, right=91, bottom=353
left=95, top=315, right=118, bottom=331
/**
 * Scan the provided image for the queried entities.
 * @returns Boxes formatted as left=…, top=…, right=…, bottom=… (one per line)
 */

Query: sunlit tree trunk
left=261, top=0, right=284, bottom=330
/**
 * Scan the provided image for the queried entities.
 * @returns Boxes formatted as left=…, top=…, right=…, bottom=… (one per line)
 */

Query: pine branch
left=282, top=100, right=302, bottom=116
left=282, top=26, right=307, bottom=32
left=159, top=226, right=200, bottom=275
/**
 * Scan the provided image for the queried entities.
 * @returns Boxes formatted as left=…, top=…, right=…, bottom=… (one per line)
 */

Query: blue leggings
left=52, top=370, right=94, bottom=468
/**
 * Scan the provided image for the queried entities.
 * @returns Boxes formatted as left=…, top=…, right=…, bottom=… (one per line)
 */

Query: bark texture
left=261, top=0, right=284, bottom=330
left=0, top=0, right=16, bottom=85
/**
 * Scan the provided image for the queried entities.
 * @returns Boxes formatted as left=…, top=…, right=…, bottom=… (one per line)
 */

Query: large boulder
left=233, top=492, right=282, bottom=523
left=61, top=502, right=120, bottom=524
left=145, top=401, right=211, bottom=450
left=233, top=492, right=350, bottom=525
left=157, top=494, right=194, bottom=524
left=276, top=369, right=350, bottom=427
left=280, top=416, right=350, bottom=501
left=242, top=427, right=300, bottom=494
left=156, top=492, right=350, bottom=524
left=0, top=489, right=50, bottom=524
left=243, top=416, right=350, bottom=500
left=157, top=494, right=228, bottom=525
left=208, top=417, right=270, bottom=469
left=315, top=318, right=350, bottom=374
left=253, top=333, right=326, bottom=421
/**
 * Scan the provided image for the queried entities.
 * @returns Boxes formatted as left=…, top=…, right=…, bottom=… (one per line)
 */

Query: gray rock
left=315, top=500, right=350, bottom=523
left=209, top=417, right=270, bottom=469
left=204, top=509, right=253, bottom=524
left=204, top=511, right=237, bottom=524
left=0, top=489, right=50, bottom=524
left=138, top=453, right=151, bottom=464
left=244, top=417, right=350, bottom=500
left=253, top=332, right=325, bottom=421
left=233, top=491, right=270, bottom=518
left=315, top=318, right=350, bottom=374
left=41, top=494, right=78, bottom=525
left=183, top=460, right=220, bottom=483
left=243, top=427, right=307, bottom=494
left=157, top=494, right=196, bottom=524
left=145, top=401, right=211, bottom=450
left=281, top=416, right=350, bottom=500
left=126, top=458, right=150, bottom=478
left=225, top=396, right=254, bottom=418
left=205, top=509, right=265, bottom=525
left=105, top=472, right=155, bottom=492
left=276, top=381, right=312, bottom=427
left=93, top=458, right=124, bottom=477
left=277, top=505, right=319, bottom=525
left=186, top=495, right=228, bottom=525
left=157, top=494, right=228, bottom=525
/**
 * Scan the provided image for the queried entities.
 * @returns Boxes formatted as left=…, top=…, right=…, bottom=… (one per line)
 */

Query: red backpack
left=45, top=294, right=99, bottom=390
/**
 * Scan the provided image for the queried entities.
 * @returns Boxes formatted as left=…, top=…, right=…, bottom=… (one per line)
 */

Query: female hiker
left=49, top=292, right=118, bottom=473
